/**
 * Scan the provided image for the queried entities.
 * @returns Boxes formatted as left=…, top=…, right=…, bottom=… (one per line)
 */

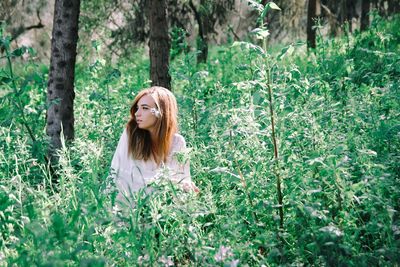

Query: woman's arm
left=111, top=128, right=129, bottom=173
left=169, top=134, right=199, bottom=193
left=111, top=128, right=142, bottom=202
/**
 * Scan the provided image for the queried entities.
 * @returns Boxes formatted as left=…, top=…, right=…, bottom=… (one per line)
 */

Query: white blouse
left=111, top=128, right=191, bottom=202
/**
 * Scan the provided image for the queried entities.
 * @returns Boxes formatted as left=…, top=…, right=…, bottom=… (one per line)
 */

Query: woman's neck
left=149, top=130, right=159, bottom=162
left=149, top=129, right=157, bottom=142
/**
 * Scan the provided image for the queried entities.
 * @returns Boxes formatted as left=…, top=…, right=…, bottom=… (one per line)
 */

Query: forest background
left=1, top=0, right=399, bottom=266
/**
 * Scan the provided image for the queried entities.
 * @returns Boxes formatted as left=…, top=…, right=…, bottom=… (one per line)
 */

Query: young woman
left=111, top=86, right=198, bottom=203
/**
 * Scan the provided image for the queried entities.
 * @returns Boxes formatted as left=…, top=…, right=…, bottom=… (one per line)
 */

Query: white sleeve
left=168, top=135, right=191, bottom=184
left=111, top=128, right=140, bottom=201
left=111, top=128, right=129, bottom=174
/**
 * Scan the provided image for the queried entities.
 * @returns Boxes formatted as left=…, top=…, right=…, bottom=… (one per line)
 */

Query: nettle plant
left=0, top=27, right=49, bottom=184
left=230, top=1, right=290, bottom=231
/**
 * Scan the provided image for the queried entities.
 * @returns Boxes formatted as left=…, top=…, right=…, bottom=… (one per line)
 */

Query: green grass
left=1, top=14, right=399, bottom=266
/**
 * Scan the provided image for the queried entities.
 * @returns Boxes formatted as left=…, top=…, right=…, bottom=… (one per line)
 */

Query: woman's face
left=134, top=95, right=159, bottom=132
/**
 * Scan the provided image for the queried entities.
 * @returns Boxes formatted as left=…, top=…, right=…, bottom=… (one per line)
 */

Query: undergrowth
left=0, top=13, right=399, bottom=266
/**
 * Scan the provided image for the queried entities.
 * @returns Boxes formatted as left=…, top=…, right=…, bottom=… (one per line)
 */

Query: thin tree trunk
left=198, top=0, right=208, bottom=64
left=388, top=0, right=400, bottom=15
left=316, top=0, right=321, bottom=16
left=196, top=28, right=208, bottom=64
left=148, top=0, right=171, bottom=90
left=361, top=0, right=370, bottom=31
left=189, top=0, right=208, bottom=64
left=372, top=0, right=386, bottom=17
left=346, top=0, right=356, bottom=32
left=307, top=0, right=317, bottom=49
left=47, top=0, right=80, bottom=164
left=341, top=0, right=346, bottom=26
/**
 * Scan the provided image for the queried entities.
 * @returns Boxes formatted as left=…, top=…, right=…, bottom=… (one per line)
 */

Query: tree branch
left=11, top=9, right=44, bottom=42
left=188, top=0, right=204, bottom=40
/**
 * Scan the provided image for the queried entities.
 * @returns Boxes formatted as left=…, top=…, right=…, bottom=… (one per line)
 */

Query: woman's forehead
left=137, top=94, right=156, bottom=106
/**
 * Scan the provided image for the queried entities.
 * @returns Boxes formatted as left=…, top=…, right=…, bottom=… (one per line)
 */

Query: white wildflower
left=159, top=255, right=174, bottom=266
left=150, top=108, right=161, bottom=118
left=138, top=254, right=149, bottom=266
left=230, top=259, right=240, bottom=267
left=214, top=245, right=233, bottom=262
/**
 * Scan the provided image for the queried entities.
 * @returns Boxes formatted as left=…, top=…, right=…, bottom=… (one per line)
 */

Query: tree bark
left=148, top=0, right=171, bottom=90
left=316, top=0, right=321, bottom=16
left=10, top=9, right=44, bottom=42
left=388, top=0, right=400, bottom=15
left=189, top=0, right=208, bottom=64
left=307, top=0, right=317, bottom=49
left=340, top=0, right=346, bottom=26
left=346, top=0, right=357, bottom=32
left=361, top=0, right=370, bottom=32
left=47, top=0, right=80, bottom=164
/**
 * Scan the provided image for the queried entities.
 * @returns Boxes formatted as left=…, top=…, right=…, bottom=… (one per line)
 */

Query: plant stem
left=5, top=46, right=37, bottom=143
left=229, top=130, right=258, bottom=224
left=264, top=41, right=284, bottom=230
left=5, top=43, right=57, bottom=181
left=266, top=71, right=284, bottom=230
left=192, top=99, right=197, bottom=134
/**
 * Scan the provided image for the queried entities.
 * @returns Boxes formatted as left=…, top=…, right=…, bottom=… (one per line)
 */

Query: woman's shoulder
left=173, top=133, right=185, bottom=141
left=172, top=133, right=187, bottom=150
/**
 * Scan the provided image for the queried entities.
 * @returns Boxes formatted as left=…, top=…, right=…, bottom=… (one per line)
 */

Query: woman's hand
left=181, top=181, right=200, bottom=193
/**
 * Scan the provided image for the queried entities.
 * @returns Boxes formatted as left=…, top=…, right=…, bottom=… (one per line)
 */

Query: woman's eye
left=143, top=107, right=148, bottom=110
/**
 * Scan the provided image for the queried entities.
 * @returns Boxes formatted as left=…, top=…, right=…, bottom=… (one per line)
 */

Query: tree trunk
left=388, top=0, right=400, bottom=15
left=316, top=0, right=321, bottom=16
left=341, top=0, right=347, bottom=26
left=196, top=34, right=208, bottom=64
left=372, top=0, right=386, bottom=17
left=307, top=0, right=317, bottom=49
left=346, top=0, right=356, bottom=32
left=189, top=0, right=208, bottom=64
left=47, top=0, right=80, bottom=164
left=148, top=0, right=171, bottom=90
left=361, top=0, right=370, bottom=31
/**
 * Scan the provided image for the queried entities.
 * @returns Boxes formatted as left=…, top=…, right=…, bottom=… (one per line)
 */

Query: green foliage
left=1, top=14, right=400, bottom=266
left=170, top=27, right=189, bottom=61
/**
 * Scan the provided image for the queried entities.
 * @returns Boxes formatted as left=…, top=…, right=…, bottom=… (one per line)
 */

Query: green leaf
left=278, top=44, right=294, bottom=60
left=91, top=40, right=100, bottom=51
left=0, top=75, right=12, bottom=84
left=29, top=73, right=43, bottom=84
left=232, top=41, right=265, bottom=56
left=236, top=64, right=250, bottom=71
left=246, top=0, right=263, bottom=13
left=89, top=91, right=106, bottom=101
left=294, top=40, right=306, bottom=46
left=27, top=47, right=37, bottom=56
left=250, top=28, right=270, bottom=40
left=252, top=90, right=264, bottom=105
left=103, top=68, right=122, bottom=84
left=260, top=2, right=281, bottom=22
left=290, top=68, right=301, bottom=80
left=11, top=46, right=27, bottom=57
left=307, top=157, right=326, bottom=166
left=358, top=149, right=377, bottom=157
left=268, top=2, right=281, bottom=10
left=0, top=36, right=11, bottom=50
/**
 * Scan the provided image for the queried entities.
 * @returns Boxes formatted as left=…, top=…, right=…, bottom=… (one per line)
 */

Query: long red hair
left=126, top=86, right=178, bottom=165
